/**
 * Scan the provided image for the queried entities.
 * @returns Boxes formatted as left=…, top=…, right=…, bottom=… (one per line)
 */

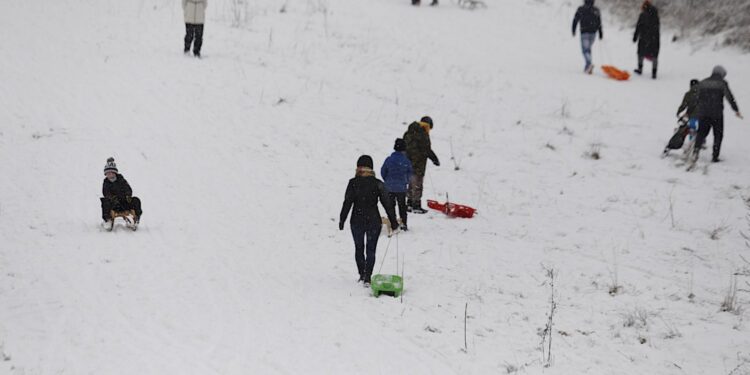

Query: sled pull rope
left=396, top=231, right=400, bottom=276
left=598, top=39, right=613, bottom=65
left=400, top=235, right=405, bottom=304
left=377, top=235, right=393, bottom=275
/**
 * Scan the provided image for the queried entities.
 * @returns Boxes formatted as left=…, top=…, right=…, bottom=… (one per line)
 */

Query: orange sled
left=427, top=199, right=477, bottom=219
left=601, top=65, right=630, bottom=81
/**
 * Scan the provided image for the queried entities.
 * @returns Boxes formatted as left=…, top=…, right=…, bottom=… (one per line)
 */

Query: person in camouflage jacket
left=403, top=116, right=439, bottom=213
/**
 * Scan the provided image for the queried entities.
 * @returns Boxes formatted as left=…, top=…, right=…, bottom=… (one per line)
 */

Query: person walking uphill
left=403, top=116, right=439, bottom=214
left=572, top=0, right=603, bottom=75
left=340, top=155, right=399, bottom=287
left=183, top=0, right=207, bottom=58
left=633, top=0, right=660, bottom=79
left=381, top=139, right=413, bottom=231
left=692, top=66, right=743, bottom=163
left=101, top=158, right=142, bottom=226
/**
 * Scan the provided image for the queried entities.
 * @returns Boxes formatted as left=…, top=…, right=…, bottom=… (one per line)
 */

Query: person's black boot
left=652, top=68, right=657, bottom=80
left=634, top=64, right=643, bottom=75
left=430, top=0, right=438, bottom=5
left=363, top=275, right=371, bottom=287
left=412, top=202, right=428, bottom=214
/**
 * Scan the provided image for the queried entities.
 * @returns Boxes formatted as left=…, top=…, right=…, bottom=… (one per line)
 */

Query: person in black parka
left=340, top=155, right=399, bottom=285
left=101, top=157, right=142, bottom=225
left=633, top=0, right=660, bottom=79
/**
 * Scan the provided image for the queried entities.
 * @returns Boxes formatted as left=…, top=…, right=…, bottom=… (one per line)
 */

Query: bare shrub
left=584, top=143, right=602, bottom=160
left=622, top=307, right=650, bottom=329
left=604, top=0, right=750, bottom=51
left=720, top=274, right=742, bottom=314
left=709, top=223, right=730, bottom=240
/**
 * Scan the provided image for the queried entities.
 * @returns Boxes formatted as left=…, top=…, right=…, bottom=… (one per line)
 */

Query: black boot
left=430, top=0, right=438, bottom=5
left=412, top=201, right=428, bottom=214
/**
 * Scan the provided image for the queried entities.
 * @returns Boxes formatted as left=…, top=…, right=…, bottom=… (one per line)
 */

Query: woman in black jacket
left=339, top=155, right=399, bottom=286
left=633, top=0, right=660, bottom=79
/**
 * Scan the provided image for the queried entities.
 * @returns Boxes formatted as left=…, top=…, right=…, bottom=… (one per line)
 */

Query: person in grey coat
left=693, top=65, right=743, bottom=162
left=183, top=0, right=207, bottom=58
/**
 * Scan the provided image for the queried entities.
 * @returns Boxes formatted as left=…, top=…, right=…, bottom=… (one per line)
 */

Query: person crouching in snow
left=183, top=0, right=207, bottom=58
left=677, top=79, right=700, bottom=132
left=633, top=0, right=660, bottom=79
left=403, top=116, right=439, bottom=214
left=381, top=139, right=413, bottom=231
left=572, top=0, right=603, bottom=75
left=101, top=158, right=142, bottom=226
left=340, top=155, right=399, bottom=286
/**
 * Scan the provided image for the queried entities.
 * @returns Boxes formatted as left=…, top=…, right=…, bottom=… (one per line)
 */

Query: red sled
left=427, top=199, right=477, bottom=218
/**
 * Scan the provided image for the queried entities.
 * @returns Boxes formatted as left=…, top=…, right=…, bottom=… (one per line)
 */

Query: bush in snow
left=605, top=0, right=750, bottom=51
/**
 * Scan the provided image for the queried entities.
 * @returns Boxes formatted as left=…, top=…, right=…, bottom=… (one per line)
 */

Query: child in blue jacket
left=381, top=139, right=413, bottom=231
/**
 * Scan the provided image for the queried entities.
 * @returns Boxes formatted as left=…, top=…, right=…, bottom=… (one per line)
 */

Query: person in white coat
left=183, top=0, right=207, bottom=58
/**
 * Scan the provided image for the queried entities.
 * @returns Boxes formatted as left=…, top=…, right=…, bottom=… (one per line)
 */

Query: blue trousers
left=351, top=223, right=382, bottom=279
left=580, top=33, right=596, bottom=69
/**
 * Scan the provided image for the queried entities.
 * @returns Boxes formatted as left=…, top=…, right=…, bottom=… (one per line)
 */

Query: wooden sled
left=107, top=209, right=138, bottom=231
left=601, top=65, right=630, bottom=81
left=381, top=217, right=403, bottom=237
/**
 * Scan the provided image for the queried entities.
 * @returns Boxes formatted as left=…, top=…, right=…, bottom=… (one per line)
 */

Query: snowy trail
left=2, top=0, right=750, bottom=374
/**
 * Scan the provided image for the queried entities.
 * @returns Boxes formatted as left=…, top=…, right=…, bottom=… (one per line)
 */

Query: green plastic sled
left=371, top=274, right=403, bottom=298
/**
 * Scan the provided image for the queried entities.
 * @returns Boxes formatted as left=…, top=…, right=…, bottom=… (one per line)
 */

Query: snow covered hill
left=1, top=0, right=750, bottom=373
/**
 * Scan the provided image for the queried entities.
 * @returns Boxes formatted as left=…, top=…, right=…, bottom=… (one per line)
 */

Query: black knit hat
left=394, top=138, right=406, bottom=152
left=420, top=116, right=433, bottom=128
left=357, top=155, right=373, bottom=169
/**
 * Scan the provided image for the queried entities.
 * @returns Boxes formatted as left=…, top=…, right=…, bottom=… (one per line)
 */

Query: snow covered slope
left=1, top=0, right=750, bottom=373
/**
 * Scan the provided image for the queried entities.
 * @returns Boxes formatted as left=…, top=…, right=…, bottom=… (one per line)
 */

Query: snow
left=1, top=0, right=750, bottom=373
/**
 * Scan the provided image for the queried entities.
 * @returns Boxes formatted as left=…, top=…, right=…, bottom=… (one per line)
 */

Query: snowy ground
left=2, top=0, right=750, bottom=374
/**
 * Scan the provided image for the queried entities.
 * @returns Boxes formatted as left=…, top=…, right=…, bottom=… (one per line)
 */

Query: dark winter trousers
left=351, top=223, right=382, bottom=280
left=184, top=23, right=204, bottom=55
left=694, top=116, right=724, bottom=159
left=637, top=55, right=658, bottom=77
left=407, top=174, right=425, bottom=208
left=101, top=197, right=142, bottom=221
left=389, top=192, right=408, bottom=226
